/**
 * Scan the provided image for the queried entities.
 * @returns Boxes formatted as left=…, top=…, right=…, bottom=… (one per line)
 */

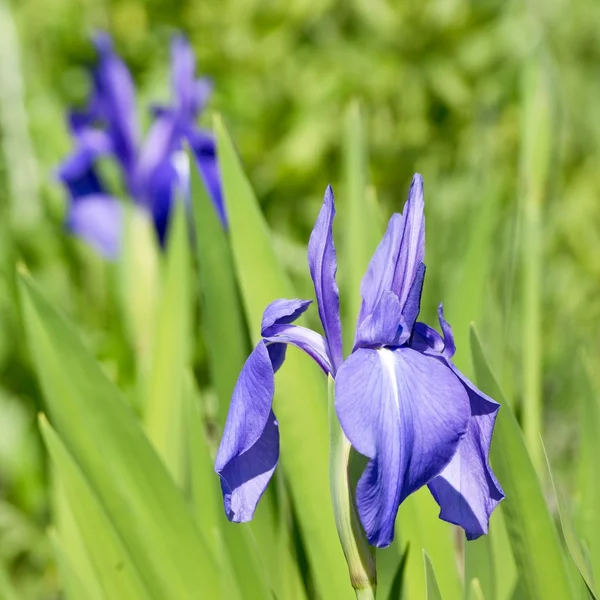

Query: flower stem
left=328, top=376, right=377, bottom=597
left=355, top=587, right=377, bottom=600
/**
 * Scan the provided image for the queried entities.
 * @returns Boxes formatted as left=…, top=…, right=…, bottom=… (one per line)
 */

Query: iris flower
left=215, top=175, right=504, bottom=547
left=57, top=33, right=224, bottom=258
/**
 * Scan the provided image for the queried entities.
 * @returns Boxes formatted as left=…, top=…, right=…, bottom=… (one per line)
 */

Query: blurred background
left=0, top=0, right=599, bottom=596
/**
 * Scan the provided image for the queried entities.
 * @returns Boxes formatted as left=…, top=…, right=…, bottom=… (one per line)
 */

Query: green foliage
left=1, top=0, right=600, bottom=597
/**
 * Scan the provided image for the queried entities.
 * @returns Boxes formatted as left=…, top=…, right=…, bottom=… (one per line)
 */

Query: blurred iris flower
left=215, top=175, right=504, bottom=547
left=58, top=33, right=225, bottom=258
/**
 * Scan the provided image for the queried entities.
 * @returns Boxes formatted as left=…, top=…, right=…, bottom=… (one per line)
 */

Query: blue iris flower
left=215, top=175, right=504, bottom=547
left=57, top=33, right=225, bottom=258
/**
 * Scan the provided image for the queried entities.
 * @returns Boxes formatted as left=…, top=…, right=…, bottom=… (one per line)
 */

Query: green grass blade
left=384, top=543, right=409, bottom=600
left=53, top=478, right=104, bottom=600
left=341, top=102, right=383, bottom=354
left=578, top=354, right=600, bottom=594
left=19, top=275, right=222, bottom=599
left=424, top=551, right=445, bottom=600
left=519, top=55, right=553, bottom=476
left=0, top=555, right=21, bottom=600
left=396, top=490, right=461, bottom=600
left=470, top=324, right=574, bottom=599
left=118, top=207, right=161, bottom=384
left=215, top=115, right=352, bottom=599
left=143, top=200, right=190, bottom=483
left=465, top=536, right=495, bottom=600
left=489, top=508, right=517, bottom=600
left=189, top=148, right=249, bottom=428
left=183, top=373, right=273, bottom=600
left=542, top=440, right=596, bottom=599
left=40, top=416, right=151, bottom=600
left=49, top=529, right=104, bottom=600
left=471, top=579, right=487, bottom=600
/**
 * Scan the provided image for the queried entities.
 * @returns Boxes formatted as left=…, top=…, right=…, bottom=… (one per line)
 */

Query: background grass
left=0, top=0, right=599, bottom=597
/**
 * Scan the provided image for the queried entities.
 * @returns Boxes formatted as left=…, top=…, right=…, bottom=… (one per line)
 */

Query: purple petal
left=356, top=174, right=425, bottom=339
left=264, top=324, right=333, bottom=376
left=260, top=299, right=332, bottom=374
left=307, top=186, right=343, bottom=372
left=412, top=322, right=445, bottom=354
left=335, top=346, right=469, bottom=547
left=66, top=194, right=123, bottom=259
left=402, top=262, right=426, bottom=332
left=214, top=341, right=279, bottom=522
left=437, top=304, right=456, bottom=359
left=135, top=115, right=182, bottom=243
left=171, top=34, right=196, bottom=117
left=428, top=366, right=504, bottom=539
left=261, top=298, right=312, bottom=334
left=91, top=32, right=139, bottom=176
left=354, top=290, right=409, bottom=349
left=170, top=35, right=213, bottom=119
left=411, top=304, right=455, bottom=359
left=57, top=126, right=113, bottom=195
left=188, top=128, right=227, bottom=228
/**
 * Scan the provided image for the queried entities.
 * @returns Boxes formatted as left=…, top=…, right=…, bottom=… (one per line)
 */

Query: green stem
left=355, top=587, right=377, bottom=600
left=328, top=376, right=377, bottom=597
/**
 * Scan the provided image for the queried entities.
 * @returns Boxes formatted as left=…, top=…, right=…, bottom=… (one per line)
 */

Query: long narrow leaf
left=215, top=115, right=352, bottom=599
left=40, top=416, right=151, bottom=600
left=424, top=551, right=445, bottom=600
left=190, top=148, right=249, bottom=428
left=20, top=275, right=222, bottom=598
left=470, top=324, right=574, bottom=599
left=143, top=200, right=190, bottom=483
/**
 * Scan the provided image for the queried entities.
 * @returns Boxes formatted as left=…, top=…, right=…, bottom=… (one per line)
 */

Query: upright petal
left=356, top=174, right=425, bottom=337
left=215, top=341, right=279, bottom=522
left=188, top=128, right=227, bottom=227
left=171, top=34, right=195, bottom=117
left=307, top=186, right=343, bottom=372
left=135, top=115, right=181, bottom=243
left=354, top=290, right=409, bottom=349
left=411, top=305, right=455, bottom=359
left=66, top=194, right=123, bottom=259
left=91, top=32, right=139, bottom=177
left=170, top=35, right=213, bottom=118
left=335, top=346, right=469, bottom=547
left=428, top=367, right=504, bottom=539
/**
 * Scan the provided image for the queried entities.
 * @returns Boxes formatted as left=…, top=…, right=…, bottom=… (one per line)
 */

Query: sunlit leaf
left=470, top=324, right=574, bottom=599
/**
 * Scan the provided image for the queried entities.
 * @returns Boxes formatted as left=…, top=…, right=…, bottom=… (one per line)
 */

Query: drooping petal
left=260, top=298, right=332, bottom=373
left=261, top=298, right=312, bottom=333
left=428, top=366, right=504, bottom=539
left=354, top=290, right=409, bottom=349
left=91, top=33, right=139, bottom=177
left=188, top=128, right=226, bottom=227
left=307, top=185, right=343, bottom=372
left=264, top=324, right=333, bottom=375
left=335, top=346, right=469, bottom=547
left=57, top=125, right=113, bottom=199
left=214, top=341, right=279, bottom=522
left=66, top=194, right=123, bottom=259
left=356, top=174, right=425, bottom=338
